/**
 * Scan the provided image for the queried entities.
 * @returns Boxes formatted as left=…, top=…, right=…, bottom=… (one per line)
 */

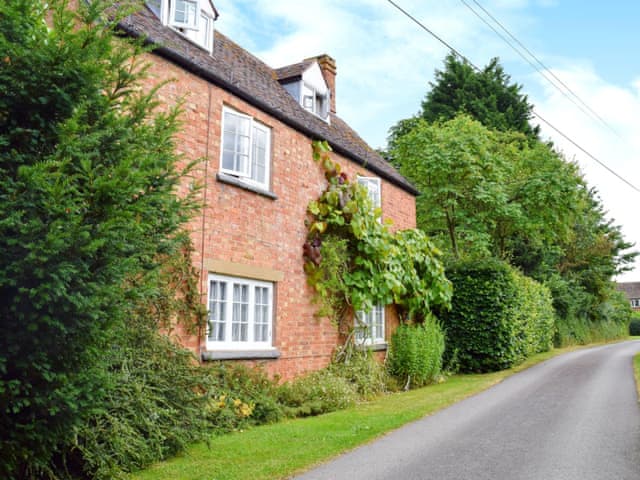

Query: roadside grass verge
left=634, top=354, right=640, bottom=399
left=130, top=347, right=578, bottom=480
left=632, top=337, right=640, bottom=399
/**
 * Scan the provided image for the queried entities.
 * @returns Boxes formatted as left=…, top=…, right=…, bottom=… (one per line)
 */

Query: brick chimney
left=307, top=54, right=337, bottom=114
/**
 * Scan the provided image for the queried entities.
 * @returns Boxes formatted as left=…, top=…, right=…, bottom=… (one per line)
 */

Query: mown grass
left=130, top=347, right=579, bottom=480
left=633, top=340, right=640, bottom=399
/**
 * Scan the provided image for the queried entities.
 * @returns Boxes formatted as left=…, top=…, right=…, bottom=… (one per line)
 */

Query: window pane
left=254, top=286, right=270, bottom=342
left=355, top=306, right=384, bottom=343
left=199, top=14, right=210, bottom=46
left=232, top=284, right=249, bottom=342
left=208, top=281, right=226, bottom=342
left=354, top=310, right=369, bottom=341
left=222, top=111, right=251, bottom=176
left=174, top=0, right=197, bottom=26
left=252, top=127, right=267, bottom=184
left=358, top=177, right=381, bottom=208
left=374, top=306, right=384, bottom=340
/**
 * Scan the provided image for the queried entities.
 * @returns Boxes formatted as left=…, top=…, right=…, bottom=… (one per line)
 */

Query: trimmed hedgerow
left=441, top=258, right=555, bottom=372
left=387, top=320, right=445, bottom=389
left=513, top=273, right=555, bottom=356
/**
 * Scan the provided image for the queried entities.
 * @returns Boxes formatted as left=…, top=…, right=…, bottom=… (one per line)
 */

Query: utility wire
left=460, top=0, right=601, bottom=128
left=384, top=0, right=640, bottom=193
left=463, top=0, right=621, bottom=138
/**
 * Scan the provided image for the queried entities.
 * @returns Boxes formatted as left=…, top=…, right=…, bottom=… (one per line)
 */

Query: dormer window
left=146, top=0, right=218, bottom=52
left=275, top=59, right=333, bottom=123
left=171, top=0, right=199, bottom=30
left=302, top=82, right=329, bottom=119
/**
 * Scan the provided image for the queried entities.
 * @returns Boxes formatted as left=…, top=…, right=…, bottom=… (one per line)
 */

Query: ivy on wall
left=303, top=141, right=452, bottom=332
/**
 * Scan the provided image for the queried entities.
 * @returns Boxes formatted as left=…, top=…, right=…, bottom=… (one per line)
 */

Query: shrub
left=56, top=325, right=212, bottom=480
left=276, top=370, right=358, bottom=417
left=203, top=363, right=284, bottom=430
left=549, top=277, right=632, bottom=346
left=441, top=259, right=555, bottom=372
left=329, top=346, right=389, bottom=399
left=387, top=319, right=445, bottom=388
left=630, top=315, right=640, bottom=336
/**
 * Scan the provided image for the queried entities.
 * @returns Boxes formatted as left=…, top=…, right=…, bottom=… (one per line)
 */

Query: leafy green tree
left=388, top=53, right=636, bottom=350
left=389, top=53, right=539, bottom=151
left=0, top=0, right=197, bottom=476
left=392, top=115, right=526, bottom=259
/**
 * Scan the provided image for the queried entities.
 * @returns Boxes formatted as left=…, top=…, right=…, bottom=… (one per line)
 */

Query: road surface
left=293, top=340, right=640, bottom=480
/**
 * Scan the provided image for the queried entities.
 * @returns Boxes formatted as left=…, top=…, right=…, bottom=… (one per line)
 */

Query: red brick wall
left=143, top=54, right=416, bottom=381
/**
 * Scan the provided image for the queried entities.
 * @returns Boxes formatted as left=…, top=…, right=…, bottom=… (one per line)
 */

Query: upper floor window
left=146, top=0, right=217, bottom=52
left=358, top=176, right=381, bottom=208
left=207, top=274, right=274, bottom=350
left=302, top=82, right=329, bottom=120
left=355, top=305, right=385, bottom=345
left=171, top=0, right=199, bottom=29
left=221, top=107, right=271, bottom=190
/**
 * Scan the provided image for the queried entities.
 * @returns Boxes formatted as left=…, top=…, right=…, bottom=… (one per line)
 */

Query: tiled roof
left=617, top=282, right=640, bottom=299
left=118, top=7, right=419, bottom=195
left=274, top=61, right=312, bottom=81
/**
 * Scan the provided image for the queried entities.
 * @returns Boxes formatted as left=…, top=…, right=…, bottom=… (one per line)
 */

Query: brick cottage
left=120, top=0, right=419, bottom=380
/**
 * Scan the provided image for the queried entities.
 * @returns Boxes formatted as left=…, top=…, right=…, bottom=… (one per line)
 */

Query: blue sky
left=213, top=0, right=640, bottom=281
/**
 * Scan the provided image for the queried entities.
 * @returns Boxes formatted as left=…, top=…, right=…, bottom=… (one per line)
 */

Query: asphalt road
left=292, top=340, right=640, bottom=480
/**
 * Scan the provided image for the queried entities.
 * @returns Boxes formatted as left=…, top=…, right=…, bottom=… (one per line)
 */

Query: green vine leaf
left=303, top=140, right=453, bottom=330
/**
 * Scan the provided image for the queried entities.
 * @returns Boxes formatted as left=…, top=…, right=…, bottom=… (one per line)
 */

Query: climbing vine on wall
left=303, top=140, right=452, bottom=331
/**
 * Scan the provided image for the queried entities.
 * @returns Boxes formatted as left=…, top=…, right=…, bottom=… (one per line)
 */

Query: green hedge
left=442, top=259, right=555, bottom=372
left=513, top=273, right=555, bottom=356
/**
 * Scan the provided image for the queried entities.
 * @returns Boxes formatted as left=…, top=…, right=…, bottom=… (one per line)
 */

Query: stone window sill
left=217, top=172, right=277, bottom=200
left=201, top=349, right=281, bottom=361
left=357, top=342, right=388, bottom=352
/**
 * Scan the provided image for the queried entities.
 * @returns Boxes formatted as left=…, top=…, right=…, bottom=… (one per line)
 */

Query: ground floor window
left=355, top=304, right=385, bottom=344
left=207, top=274, right=273, bottom=349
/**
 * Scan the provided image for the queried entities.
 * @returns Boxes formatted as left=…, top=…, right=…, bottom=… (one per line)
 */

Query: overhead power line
left=461, top=0, right=621, bottom=138
left=384, top=0, right=640, bottom=194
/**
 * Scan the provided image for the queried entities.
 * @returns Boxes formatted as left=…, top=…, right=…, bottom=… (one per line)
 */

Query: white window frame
left=206, top=274, right=274, bottom=350
left=198, top=11, right=214, bottom=51
left=355, top=305, right=386, bottom=345
left=301, top=82, right=329, bottom=120
left=220, top=107, right=271, bottom=190
left=170, top=0, right=200, bottom=30
left=357, top=176, right=382, bottom=209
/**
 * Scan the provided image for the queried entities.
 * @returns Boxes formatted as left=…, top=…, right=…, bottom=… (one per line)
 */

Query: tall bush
left=629, top=312, right=640, bottom=336
left=387, top=320, right=445, bottom=388
left=0, top=1, right=197, bottom=476
left=59, top=324, right=211, bottom=480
